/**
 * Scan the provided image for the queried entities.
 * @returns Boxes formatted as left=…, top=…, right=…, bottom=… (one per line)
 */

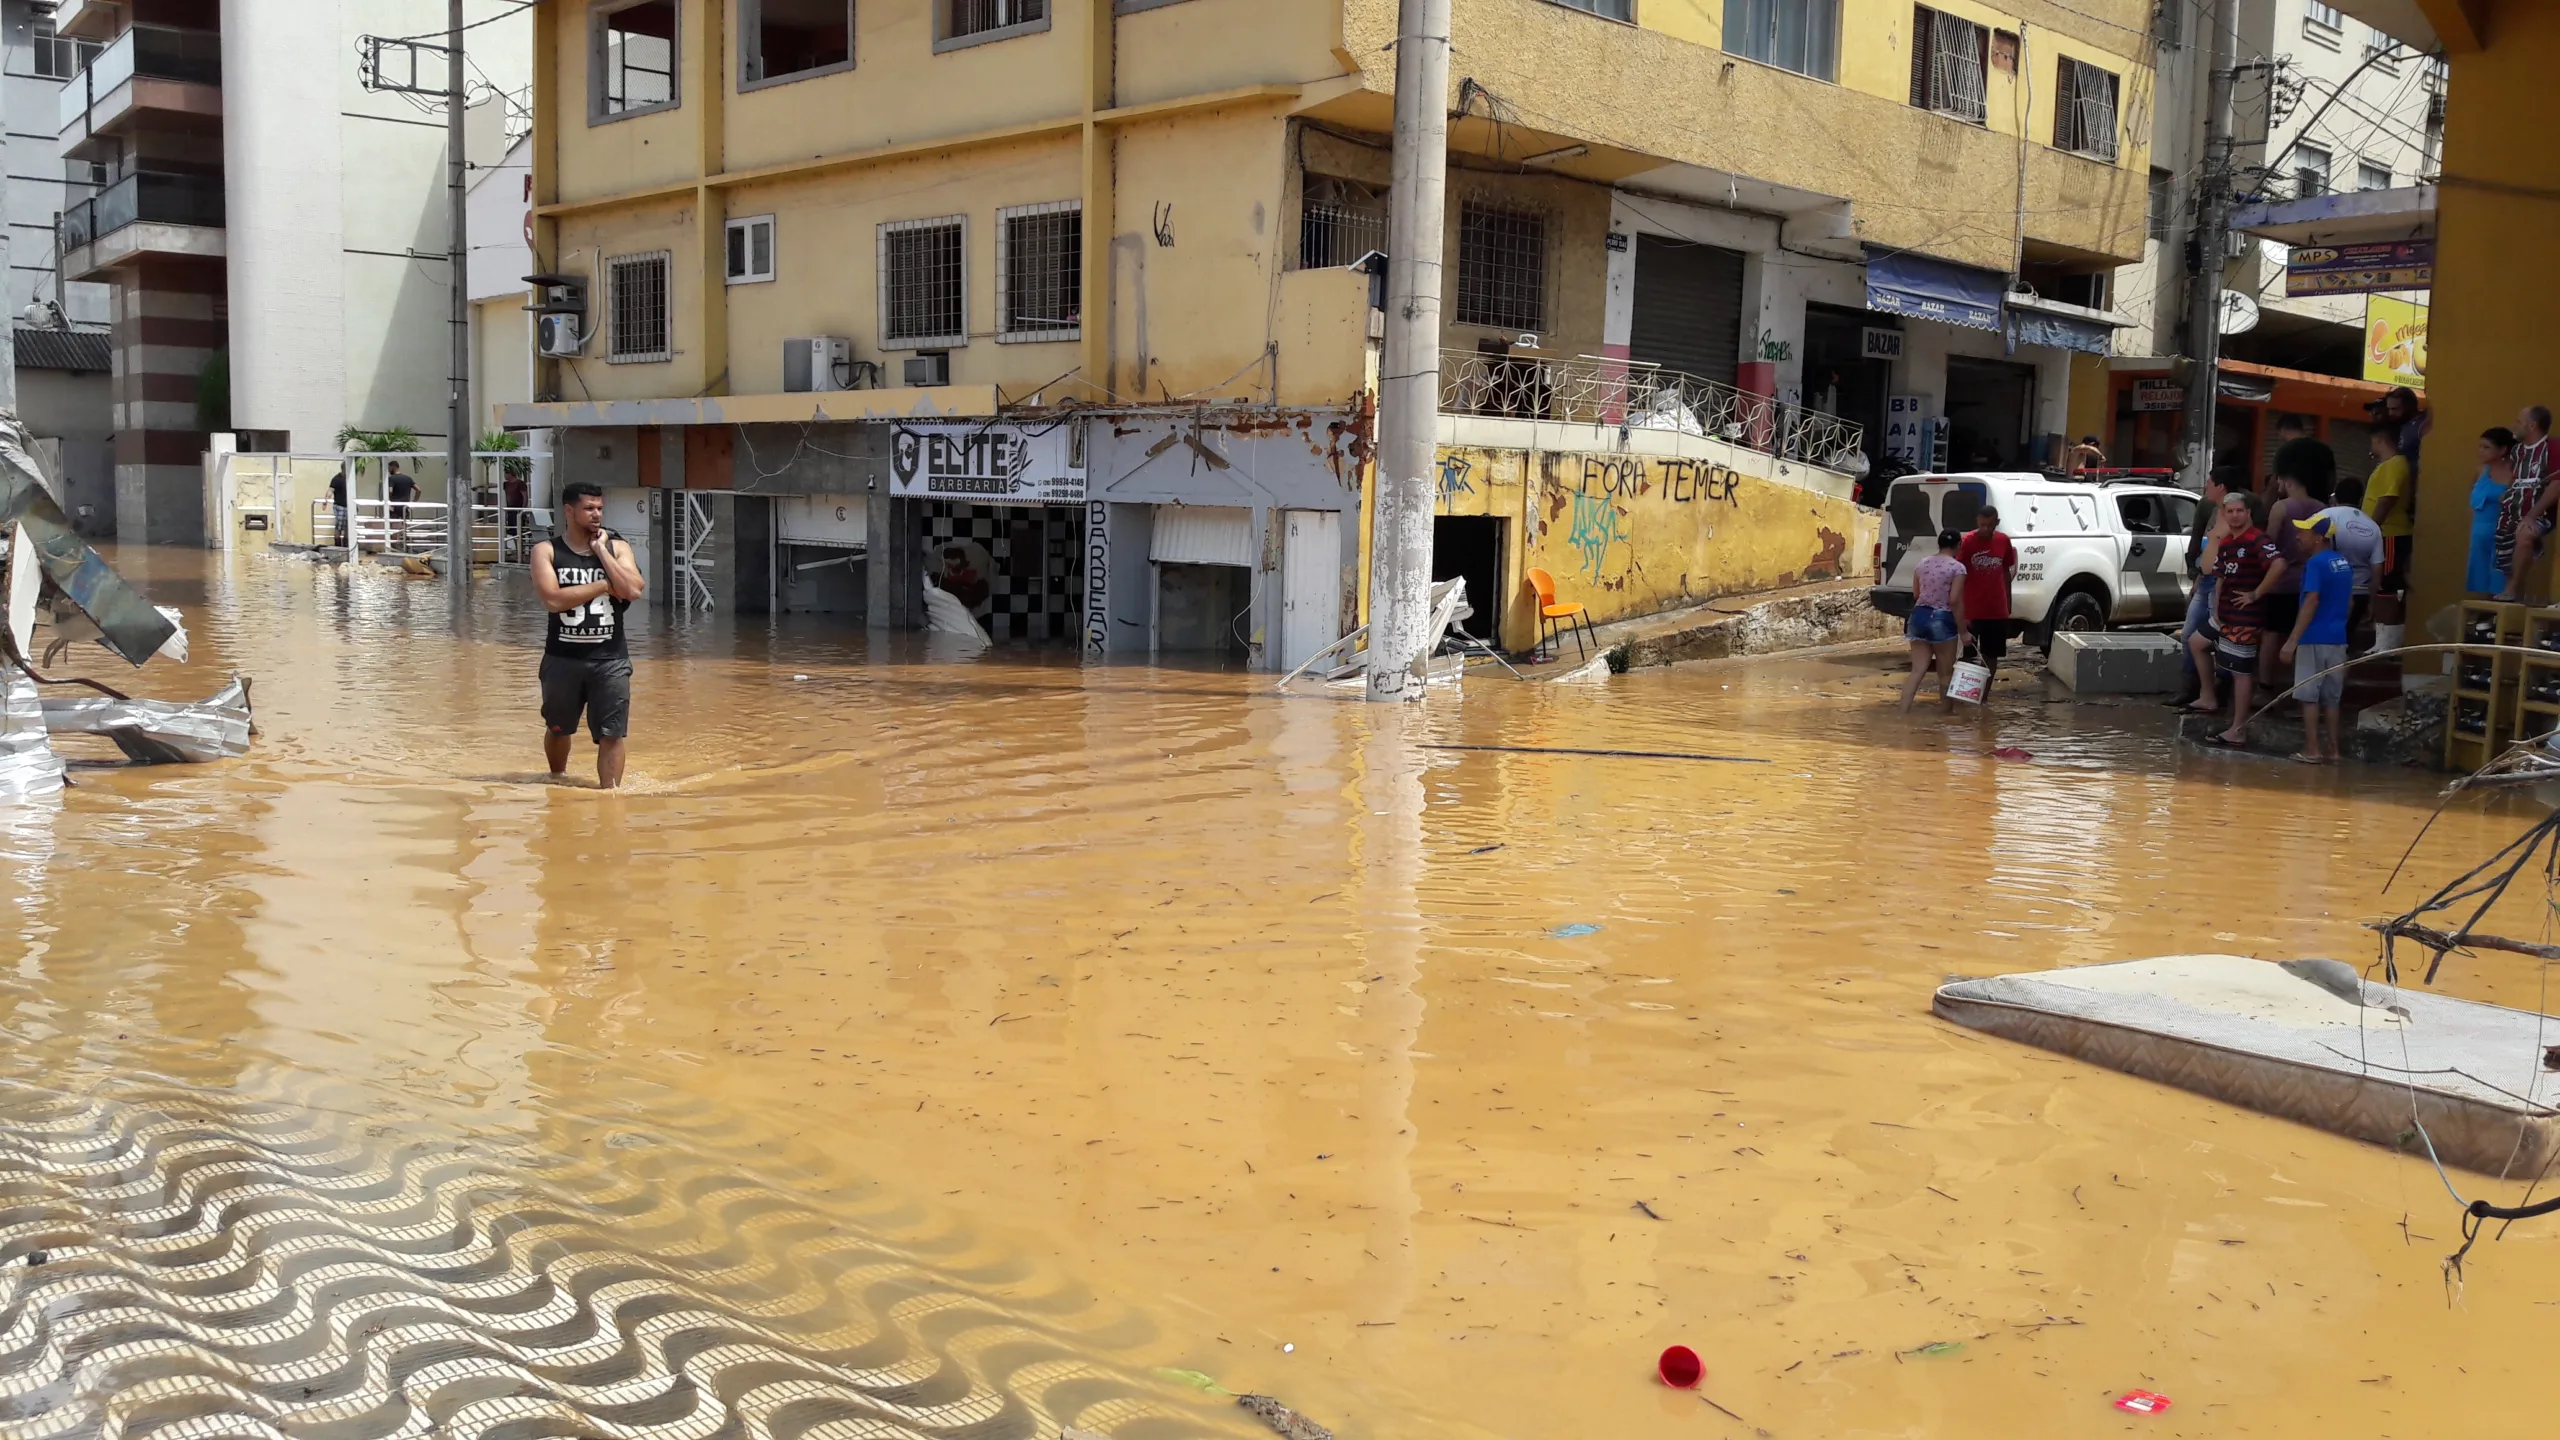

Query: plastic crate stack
left=2448, top=600, right=2527, bottom=770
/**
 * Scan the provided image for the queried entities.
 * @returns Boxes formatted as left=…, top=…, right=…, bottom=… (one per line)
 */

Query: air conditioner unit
left=783, top=336, right=853, bottom=393
left=537, top=312, right=583, bottom=358
left=903, top=351, right=950, bottom=388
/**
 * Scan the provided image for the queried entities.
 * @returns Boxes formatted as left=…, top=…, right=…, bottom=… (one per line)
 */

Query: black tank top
left=543, top=533, right=629, bottom=659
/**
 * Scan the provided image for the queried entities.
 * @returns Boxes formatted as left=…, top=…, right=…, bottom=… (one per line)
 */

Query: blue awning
left=2005, top=308, right=2114, bottom=356
left=1864, top=249, right=2006, bottom=333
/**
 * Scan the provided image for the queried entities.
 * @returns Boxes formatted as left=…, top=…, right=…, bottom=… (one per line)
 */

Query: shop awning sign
left=890, top=423, right=1084, bottom=505
left=1864, top=249, right=2006, bottom=334
left=2285, top=240, right=2433, bottom=297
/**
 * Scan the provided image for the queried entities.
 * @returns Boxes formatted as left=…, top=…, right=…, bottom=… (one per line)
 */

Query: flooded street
left=11, top=545, right=2560, bottom=1439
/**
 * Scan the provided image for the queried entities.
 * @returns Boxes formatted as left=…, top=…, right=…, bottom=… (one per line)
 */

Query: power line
left=383, top=0, right=537, bottom=46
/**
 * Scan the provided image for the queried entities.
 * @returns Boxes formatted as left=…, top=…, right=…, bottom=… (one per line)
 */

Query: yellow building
left=501, top=0, right=2154, bottom=664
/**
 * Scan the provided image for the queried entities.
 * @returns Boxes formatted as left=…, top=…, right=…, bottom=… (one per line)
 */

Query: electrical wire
left=382, top=0, right=541, bottom=46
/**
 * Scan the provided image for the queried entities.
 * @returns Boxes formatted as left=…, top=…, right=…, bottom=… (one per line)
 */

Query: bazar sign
left=889, top=423, right=1084, bottom=505
left=2286, top=240, right=2433, bottom=297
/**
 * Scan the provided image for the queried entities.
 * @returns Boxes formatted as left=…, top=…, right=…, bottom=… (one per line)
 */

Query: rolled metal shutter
left=1629, top=236, right=1747, bottom=388
left=1149, top=505, right=1254, bottom=567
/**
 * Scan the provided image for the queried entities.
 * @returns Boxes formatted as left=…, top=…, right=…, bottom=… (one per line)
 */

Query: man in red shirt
left=1955, top=506, right=2019, bottom=686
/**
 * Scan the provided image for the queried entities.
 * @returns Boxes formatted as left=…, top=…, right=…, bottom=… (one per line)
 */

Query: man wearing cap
left=2279, top=512, right=2355, bottom=765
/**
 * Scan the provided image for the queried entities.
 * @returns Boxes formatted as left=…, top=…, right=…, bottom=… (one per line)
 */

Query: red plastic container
left=2114, top=1390, right=2172, bottom=1416
left=1658, top=1346, right=1703, bottom=1388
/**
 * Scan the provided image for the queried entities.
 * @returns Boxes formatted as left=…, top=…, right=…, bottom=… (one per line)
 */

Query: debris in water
left=1657, top=1344, right=1702, bottom=1388
left=1153, top=1367, right=1226, bottom=1394
left=1470, top=843, right=1504, bottom=854
left=1993, top=747, right=2032, bottom=762
left=1632, top=1200, right=1663, bottom=1220
left=793, top=673, right=811, bottom=681
left=2114, top=1390, right=2173, bottom=1415
left=1237, top=1393, right=1334, bottom=1440
left=1550, top=923, right=1602, bottom=938
left=1902, top=1341, right=1963, bottom=1358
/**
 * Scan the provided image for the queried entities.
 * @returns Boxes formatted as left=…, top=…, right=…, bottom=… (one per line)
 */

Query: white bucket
left=1947, top=660, right=1991, bottom=705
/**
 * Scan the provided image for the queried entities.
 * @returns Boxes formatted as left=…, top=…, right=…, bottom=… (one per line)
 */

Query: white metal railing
left=1439, top=349, right=1866, bottom=472
left=303, top=501, right=557, bottom=562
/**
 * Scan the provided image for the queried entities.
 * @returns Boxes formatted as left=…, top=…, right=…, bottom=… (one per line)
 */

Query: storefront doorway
left=1944, top=356, right=2038, bottom=470
left=1802, top=306, right=1892, bottom=479
left=1432, top=514, right=1506, bottom=646
left=918, top=501, right=1084, bottom=640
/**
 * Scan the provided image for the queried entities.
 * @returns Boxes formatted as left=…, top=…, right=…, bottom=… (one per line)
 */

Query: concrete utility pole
left=445, top=0, right=471, bottom=594
left=2178, top=0, right=2240, bottom=492
left=1365, top=0, right=1452, bottom=703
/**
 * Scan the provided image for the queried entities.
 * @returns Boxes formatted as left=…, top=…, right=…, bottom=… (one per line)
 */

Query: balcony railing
left=60, top=171, right=226, bottom=252
left=58, top=25, right=222, bottom=136
left=1439, top=349, right=1867, bottom=474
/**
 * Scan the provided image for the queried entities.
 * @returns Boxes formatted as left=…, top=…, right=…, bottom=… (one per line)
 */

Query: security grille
left=1910, top=7, right=1987, bottom=124
left=880, top=216, right=966, bottom=348
left=2053, top=56, right=2120, bottom=161
left=1297, top=177, right=1388, bottom=270
left=1455, top=202, right=1546, bottom=332
left=949, top=0, right=1043, bottom=37
left=606, top=251, right=671, bottom=363
left=998, top=201, right=1081, bottom=342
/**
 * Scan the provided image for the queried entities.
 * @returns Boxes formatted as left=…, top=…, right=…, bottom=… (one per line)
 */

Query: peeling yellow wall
left=1431, top=443, right=1876, bottom=650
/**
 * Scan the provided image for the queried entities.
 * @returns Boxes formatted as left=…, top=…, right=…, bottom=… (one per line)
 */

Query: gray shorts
left=540, top=654, right=631, bottom=740
left=2292, top=642, right=2347, bottom=707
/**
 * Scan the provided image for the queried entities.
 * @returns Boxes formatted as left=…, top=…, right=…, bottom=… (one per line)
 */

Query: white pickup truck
left=1866, top=472, right=2203, bottom=647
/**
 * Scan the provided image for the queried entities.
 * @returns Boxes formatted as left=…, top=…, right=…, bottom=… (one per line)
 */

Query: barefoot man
left=531, top=482, right=645, bottom=787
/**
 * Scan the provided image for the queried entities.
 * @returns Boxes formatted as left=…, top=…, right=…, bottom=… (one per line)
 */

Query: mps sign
left=890, top=423, right=1085, bottom=506
left=2286, top=240, right=2433, bottom=298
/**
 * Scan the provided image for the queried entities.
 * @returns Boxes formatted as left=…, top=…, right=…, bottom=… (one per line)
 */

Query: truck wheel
left=2043, top=586, right=2109, bottom=647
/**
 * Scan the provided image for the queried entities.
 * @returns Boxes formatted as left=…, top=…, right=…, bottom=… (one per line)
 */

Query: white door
left=1279, top=509, right=1343, bottom=673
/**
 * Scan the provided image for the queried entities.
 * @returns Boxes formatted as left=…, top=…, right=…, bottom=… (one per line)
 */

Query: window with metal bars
left=998, top=202, right=1081, bottom=342
left=1909, top=7, right=1988, bottom=125
left=606, top=251, right=672, bottom=363
left=1455, top=202, right=1546, bottom=333
left=1295, top=177, right=1388, bottom=271
left=880, top=216, right=967, bottom=349
left=2052, top=56, right=2120, bottom=161
left=594, top=0, right=678, bottom=120
left=947, top=0, right=1045, bottom=39
left=2146, top=166, right=2174, bottom=243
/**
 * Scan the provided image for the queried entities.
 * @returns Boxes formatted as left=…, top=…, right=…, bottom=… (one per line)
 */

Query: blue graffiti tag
left=1437, top=453, right=1476, bottom=506
left=1566, top=491, right=1629, bottom=581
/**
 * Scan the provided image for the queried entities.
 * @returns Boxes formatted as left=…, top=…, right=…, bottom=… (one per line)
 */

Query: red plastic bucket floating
left=1658, top=1346, right=1703, bottom=1388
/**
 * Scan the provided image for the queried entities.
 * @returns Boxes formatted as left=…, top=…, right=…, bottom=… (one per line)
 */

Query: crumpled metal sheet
left=0, top=412, right=175, bottom=667
left=0, top=669, right=65, bottom=799
left=41, top=675, right=252, bottom=765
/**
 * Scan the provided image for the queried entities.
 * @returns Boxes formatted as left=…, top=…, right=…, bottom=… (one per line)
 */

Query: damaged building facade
left=504, top=0, right=2153, bottom=665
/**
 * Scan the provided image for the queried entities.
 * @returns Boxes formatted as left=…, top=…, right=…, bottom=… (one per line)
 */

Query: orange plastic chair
left=1526, top=568, right=1594, bottom=661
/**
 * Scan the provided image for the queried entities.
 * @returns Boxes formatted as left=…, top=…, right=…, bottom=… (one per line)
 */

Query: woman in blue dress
left=2472, top=427, right=2518, bottom=595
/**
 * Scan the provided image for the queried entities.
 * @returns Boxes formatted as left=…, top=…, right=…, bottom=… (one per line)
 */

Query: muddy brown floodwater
left=11, top=545, right=2560, bottom=1439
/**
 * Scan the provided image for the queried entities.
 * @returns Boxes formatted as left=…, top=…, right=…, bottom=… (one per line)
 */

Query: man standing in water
left=530, top=483, right=645, bottom=787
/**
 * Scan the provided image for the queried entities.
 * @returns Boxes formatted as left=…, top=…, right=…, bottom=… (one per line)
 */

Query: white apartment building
left=5, top=0, right=110, bottom=326
left=47, top=0, right=528, bottom=543
left=2107, top=0, right=2440, bottom=476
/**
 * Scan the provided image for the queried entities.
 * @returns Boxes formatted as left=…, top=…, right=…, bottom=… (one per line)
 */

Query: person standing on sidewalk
left=2498, top=407, right=2555, bottom=600
left=2279, top=513, right=2354, bottom=765
left=531, top=482, right=647, bottom=789
left=2362, top=429, right=2413, bottom=654
left=1955, top=506, right=2018, bottom=688
left=2261, top=439, right=2334, bottom=691
left=2470, top=429, right=2517, bottom=596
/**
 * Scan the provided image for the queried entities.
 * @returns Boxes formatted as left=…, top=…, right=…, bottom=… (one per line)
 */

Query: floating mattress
left=1934, top=955, right=2560, bottom=1177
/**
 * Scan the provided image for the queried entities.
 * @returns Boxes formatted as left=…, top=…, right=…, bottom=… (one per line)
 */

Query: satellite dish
left=2218, top=289, right=2260, bottom=336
